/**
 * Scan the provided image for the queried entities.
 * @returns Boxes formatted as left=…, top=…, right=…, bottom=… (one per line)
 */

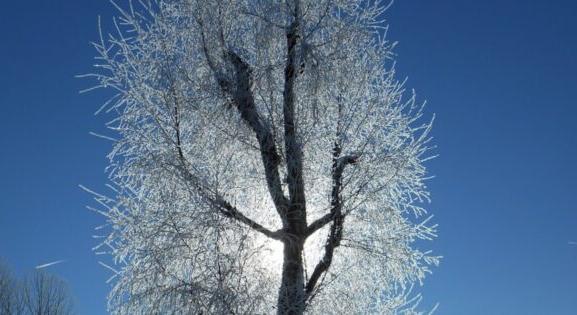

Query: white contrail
left=35, top=260, right=66, bottom=269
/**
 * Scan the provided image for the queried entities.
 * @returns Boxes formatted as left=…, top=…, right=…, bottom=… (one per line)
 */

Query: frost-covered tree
left=82, top=0, right=439, bottom=314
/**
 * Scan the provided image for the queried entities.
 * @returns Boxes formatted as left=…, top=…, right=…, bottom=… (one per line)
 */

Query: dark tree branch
left=196, top=17, right=290, bottom=222
left=173, top=99, right=185, bottom=161
left=223, top=51, right=290, bottom=223
left=306, top=152, right=359, bottom=237
left=305, top=144, right=359, bottom=298
left=195, top=10, right=291, bottom=226
left=176, top=158, right=285, bottom=241
left=283, top=19, right=307, bottom=235
left=213, top=197, right=285, bottom=241
left=277, top=4, right=309, bottom=314
left=172, top=97, right=284, bottom=241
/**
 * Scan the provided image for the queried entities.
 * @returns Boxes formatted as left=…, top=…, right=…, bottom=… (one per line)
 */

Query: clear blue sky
left=1, top=1, right=576, bottom=314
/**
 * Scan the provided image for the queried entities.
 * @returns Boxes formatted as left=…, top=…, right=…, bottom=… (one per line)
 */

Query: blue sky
left=0, top=1, right=576, bottom=314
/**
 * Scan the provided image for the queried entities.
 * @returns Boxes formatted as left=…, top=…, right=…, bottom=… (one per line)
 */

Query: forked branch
left=223, top=50, right=290, bottom=223
left=306, top=152, right=360, bottom=237
left=195, top=14, right=289, bottom=222
left=173, top=97, right=284, bottom=241
left=305, top=144, right=360, bottom=298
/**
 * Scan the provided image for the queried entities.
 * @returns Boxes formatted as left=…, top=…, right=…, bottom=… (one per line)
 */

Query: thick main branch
left=223, top=51, right=290, bottom=223
left=214, top=197, right=285, bottom=240
left=175, top=153, right=284, bottom=241
left=306, top=153, right=359, bottom=237
left=196, top=16, right=289, bottom=223
left=305, top=145, right=359, bottom=298
left=172, top=95, right=283, bottom=241
left=283, top=19, right=307, bottom=234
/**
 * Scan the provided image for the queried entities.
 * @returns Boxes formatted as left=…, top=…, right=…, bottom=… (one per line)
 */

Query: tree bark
left=277, top=238, right=305, bottom=315
left=277, top=3, right=307, bottom=313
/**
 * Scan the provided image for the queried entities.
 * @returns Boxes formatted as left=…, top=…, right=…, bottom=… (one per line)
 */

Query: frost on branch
left=82, top=0, right=440, bottom=314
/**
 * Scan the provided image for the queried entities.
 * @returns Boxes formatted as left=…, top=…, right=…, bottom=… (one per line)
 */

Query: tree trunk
left=277, top=239, right=305, bottom=315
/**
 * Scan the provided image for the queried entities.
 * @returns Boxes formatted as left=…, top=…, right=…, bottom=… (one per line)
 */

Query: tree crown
left=82, top=1, right=439, bottom=313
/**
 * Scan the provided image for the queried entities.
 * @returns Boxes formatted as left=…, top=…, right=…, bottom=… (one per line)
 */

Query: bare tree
left=0, top=262, right=24, bottom=315
left=22, top=271, right=74, bottom=315
left=0, top=262, right=73, bottom=315
left=83, top=0, right=439, bottom=314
